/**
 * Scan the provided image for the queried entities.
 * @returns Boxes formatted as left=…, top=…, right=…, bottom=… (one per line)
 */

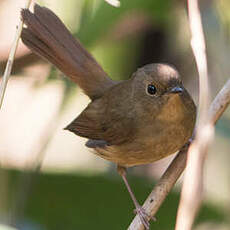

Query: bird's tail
left=21, top=4, right=114, bottom=100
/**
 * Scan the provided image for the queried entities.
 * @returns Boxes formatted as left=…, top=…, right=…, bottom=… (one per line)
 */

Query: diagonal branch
left=128, top=144, right=189, bottom=230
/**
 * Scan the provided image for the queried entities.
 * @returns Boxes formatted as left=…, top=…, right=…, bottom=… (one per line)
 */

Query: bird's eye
left=147, top=84, right=157, bottom=95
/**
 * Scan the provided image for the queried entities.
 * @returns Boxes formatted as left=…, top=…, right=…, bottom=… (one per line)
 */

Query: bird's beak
left=170, top=86, right=183, bottom=94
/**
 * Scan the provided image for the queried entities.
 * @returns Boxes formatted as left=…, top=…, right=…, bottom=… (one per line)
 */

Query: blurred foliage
left=0, top=225, right=18, bottom=230
left=217, top=0, right=230, bottom=38
left=77, top=0, right=172, bottom=80
left=3, top=169, right=227, bottom=230
left=77, top=0, right=171, bottom=46
left=216, top=117, right=230, bottom=138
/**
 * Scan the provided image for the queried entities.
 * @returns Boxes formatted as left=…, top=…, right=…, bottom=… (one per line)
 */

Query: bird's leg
left=117, top=165, right=153, bottom=230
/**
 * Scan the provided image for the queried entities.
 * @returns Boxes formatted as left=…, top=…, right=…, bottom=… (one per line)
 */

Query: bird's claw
left=134, top=206, right=156, bottom=229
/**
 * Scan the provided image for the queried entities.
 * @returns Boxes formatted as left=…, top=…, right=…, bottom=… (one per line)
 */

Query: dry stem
left=175, top=0, right=214, bottom=229
left=0, top=0, right=32, bottom=109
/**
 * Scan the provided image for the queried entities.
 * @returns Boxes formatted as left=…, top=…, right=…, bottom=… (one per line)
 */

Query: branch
left=209, top=79, right=230, bottom=125
left=128, top=144, right=188, bottom=230
left=0, top=0, right=32, bottom=109
left=175, top=0, right=214, bottom=228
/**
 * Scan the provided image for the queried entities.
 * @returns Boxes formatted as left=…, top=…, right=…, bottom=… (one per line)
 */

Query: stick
left=0, top=0, right=32, bottom=109
left=175, top=0, right=214, bottom=228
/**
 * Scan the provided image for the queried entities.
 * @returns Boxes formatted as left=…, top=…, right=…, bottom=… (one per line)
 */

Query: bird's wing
left=65, top=96, right=134, bottom=146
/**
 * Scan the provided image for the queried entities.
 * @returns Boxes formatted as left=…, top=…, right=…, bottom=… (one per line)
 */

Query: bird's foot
left=134, top=205, right=156, bottom=229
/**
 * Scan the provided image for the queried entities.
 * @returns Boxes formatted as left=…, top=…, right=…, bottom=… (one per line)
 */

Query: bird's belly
left=94, top=122, right=192, bottom=167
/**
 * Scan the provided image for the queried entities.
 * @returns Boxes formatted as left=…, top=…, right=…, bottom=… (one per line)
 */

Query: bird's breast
left=156, top=94, right=188, bottom=122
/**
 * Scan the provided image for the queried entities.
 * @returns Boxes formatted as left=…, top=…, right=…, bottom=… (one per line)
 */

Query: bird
left=21, top=4, right=196, bottom=229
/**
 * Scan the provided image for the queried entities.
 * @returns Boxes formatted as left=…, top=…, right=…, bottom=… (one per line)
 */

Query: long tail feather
left=21, top=4, right=114, bottom=100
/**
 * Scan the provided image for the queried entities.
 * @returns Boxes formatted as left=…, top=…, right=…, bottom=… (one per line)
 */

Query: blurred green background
left=0, top=0, right=230, bottom=229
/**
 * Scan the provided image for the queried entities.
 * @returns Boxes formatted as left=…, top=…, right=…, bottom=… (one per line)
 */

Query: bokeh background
left=0, top=0, right=230, bottom=229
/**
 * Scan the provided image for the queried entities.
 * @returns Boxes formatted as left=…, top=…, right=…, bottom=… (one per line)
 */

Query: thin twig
left=0, top=0, right=32, bottom=109
left=188, top=0, right=210, bottom=124
left=208, top=79, right=230, bottom=125
left=175, top=0, right=214, bottom=229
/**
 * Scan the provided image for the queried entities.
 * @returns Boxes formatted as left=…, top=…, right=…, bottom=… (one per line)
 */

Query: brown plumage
left=21, top=5, right=114, bottom=100
left=66, top=64, right=195, bottom=167
left=21, top=5, right=196, bottom=229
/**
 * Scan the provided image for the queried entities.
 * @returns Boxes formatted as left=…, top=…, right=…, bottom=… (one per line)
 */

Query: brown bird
left=21, top=4, right=196, bottom=229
